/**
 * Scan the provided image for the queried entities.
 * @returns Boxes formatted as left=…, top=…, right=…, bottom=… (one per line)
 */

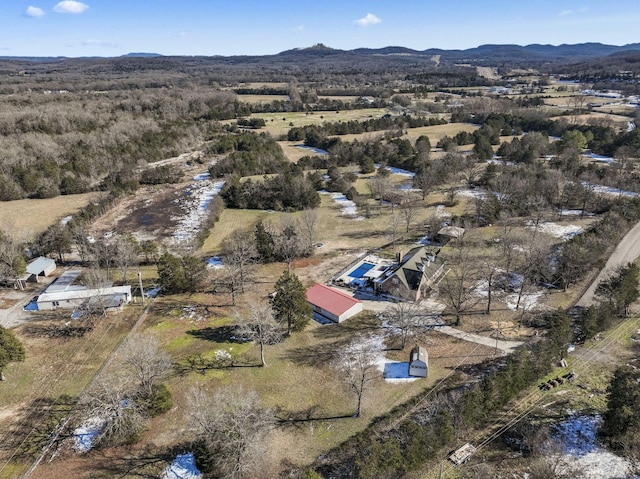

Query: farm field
left=0, top=193, right=100, bottom=241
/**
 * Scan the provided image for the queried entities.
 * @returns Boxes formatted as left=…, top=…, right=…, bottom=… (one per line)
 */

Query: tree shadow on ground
left=22, top=323, right=93, bottom=339
left=0, top=395, right=76, bottom=462
left=277, top=405, right=355, bottom=429
left=279, top=336, right=353, bottom=368
left=57, top=442, right=194, bottom=478
left=186, top=325, right=245, bottom=343
left=342, top=229, right=387, bottom=239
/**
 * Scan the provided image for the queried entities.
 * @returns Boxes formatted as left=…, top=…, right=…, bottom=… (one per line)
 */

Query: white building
left=35, top=270, right=131, bottom=312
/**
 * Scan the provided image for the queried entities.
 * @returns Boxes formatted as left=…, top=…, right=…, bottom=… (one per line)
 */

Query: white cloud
left=53, top=1, right=89, bottom=14
left=25, top=6, right=45, bottom=17
left=355, top=13, right=381, bottom=27
left=293, top=24, right=304, bottom=32
left=82, top=39, right=117, bottom=48
left=559, top=7, right=588, bottom=16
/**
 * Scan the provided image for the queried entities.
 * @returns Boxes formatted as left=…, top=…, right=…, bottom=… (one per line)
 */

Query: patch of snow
left=320, top=191, right=364, bottom=220
left=193, top=172, right=210, bottom=181
left=162, top=452, right=202, bottom=479
left=552, top=415, right=634, bottom=479
left=385, top=166, right=416, bottom=178
left=559, top=209, right=593, bottom=217
left=583, top=181, right=640, bottom=198
left=295, top=144, right=328, bottom=155
left=505, top=291, right=544, bottom=311
left=73, top=416, right=105, bottom=452
left=60, top=215, right=73, bottom=226
left=383, top=362, right=419, bottom=382
left=172, top=180, right=225, bottom=243
left=398, top=183, right=420, bottom=192
left=457, top=187, right=487, bottom=199
left=428, top=204, right=451, bottom=218
left=584, top=150, right=615, bottom=164
left=207, top=256, right=224, bottom=268
left=526, top=220, right=584, bottom=240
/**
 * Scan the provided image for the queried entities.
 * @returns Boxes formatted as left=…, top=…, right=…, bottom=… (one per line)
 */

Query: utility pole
left=137, top=270, right=145, bottom=306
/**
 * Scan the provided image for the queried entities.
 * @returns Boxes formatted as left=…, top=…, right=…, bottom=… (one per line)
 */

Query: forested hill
left=2, top=42, right=640, bottom=69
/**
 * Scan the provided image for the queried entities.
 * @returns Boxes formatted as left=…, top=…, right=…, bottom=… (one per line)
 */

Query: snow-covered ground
left=584, top=181, right=640, bottom=198
left=206, top=256, right=224, bottom=268
left=320, top=191, right=364, bottom=219
left=583, top=151, right=615, bottom=164
left=73, top=417, right=105, bottom=452
left=172, top=180, right=225, bottom=243
left=552, top=415, right=635, bottom=479
left=505, top=291, right=544, bottom=311
left=295, top=144, right=328, bottom=155
left=162, top=452, right=202, bottom=479
left=526, top=220, right=584, bottom=240
left=457, top=187, right=487, bottom=199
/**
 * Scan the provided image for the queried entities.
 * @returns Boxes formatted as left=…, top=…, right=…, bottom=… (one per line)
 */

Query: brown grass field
left=235, top=94, right=290, bottom=104
left=0, top=192, right=101, bottom=241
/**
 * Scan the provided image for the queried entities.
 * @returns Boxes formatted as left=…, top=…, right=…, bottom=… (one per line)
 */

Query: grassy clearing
left=0, top=192, right=100, bottom=241
left=199, top=208, right=276, bottom=254
left=235, top=94, right=289, bottom=104
left=241, top=108, right=389, bottom=138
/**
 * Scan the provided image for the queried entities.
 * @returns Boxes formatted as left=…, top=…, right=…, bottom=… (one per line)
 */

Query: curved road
left=576, top=219, right=640, bottom=307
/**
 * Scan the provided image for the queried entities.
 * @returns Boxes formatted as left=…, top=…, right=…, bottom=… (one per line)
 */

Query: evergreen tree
left=271, top=271, right=311, bottom=334
left=547, top=309, right=573, bottom=361
left=0, top=326, right=25, bottom=380
left=254, top=221, right=275, bottom=262
left=601, top=366, right=640, bottom=449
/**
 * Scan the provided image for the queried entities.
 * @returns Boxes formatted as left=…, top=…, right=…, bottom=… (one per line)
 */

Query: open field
left=232, top=108, right=389, bottom=137
left=0, top=193, right=100, bottom=241
left=235, top=94, right=290, bottom=104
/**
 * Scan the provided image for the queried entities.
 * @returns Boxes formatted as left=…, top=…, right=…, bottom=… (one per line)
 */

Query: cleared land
left=0, top=193, right=100, bottom=241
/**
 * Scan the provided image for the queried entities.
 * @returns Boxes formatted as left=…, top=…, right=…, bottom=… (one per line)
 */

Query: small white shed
left=408, top=346, right=428, bottom=378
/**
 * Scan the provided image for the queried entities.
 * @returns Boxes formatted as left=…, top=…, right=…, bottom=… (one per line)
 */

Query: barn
left=408, top=345, right=428, bottom=377
left=306, top=283, right=363, bottom=323
left=25, top=257, right=56, bottom=283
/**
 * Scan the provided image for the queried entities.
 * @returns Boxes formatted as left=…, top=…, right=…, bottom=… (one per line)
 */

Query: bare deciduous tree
left=187, top=386, right=275, bottom=479
left=300, top=208, right=319, bottom=253
left=120, top=333, right=172, bottom=397
left=335, top=336, right=381, bottom=417
left=222, top=228, right=258, bottom=293
left=77, top=374, right=146, bottom=448
left=385, top=301, right=427, bottom=349
left=235, top=301, right=283, bottom=367
left=114, top=234, right=139, bottom=283
left=439, top=241, right=480, bottom=326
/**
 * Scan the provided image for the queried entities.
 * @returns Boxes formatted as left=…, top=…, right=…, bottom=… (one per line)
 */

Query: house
left=374, top=246, right=446, bottom=302
left=408, top=345, right=428, bottom=377
left=34, top=270, right=132, bottom=312
left=25, top=257, right=56, bottom=283
left=306, top=283, right=363, bottom=323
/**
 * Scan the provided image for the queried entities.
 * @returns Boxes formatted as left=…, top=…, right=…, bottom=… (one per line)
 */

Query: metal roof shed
left=306, top=284, right=363, bottom=323
left=25, top=257, right=56, bottom=282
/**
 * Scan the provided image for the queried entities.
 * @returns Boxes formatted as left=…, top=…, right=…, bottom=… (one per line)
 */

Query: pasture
left=0, top=192, right=100, bottom=241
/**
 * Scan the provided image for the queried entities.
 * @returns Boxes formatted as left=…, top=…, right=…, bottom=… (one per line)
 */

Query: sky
left=2, top=0, right=640, bottom=57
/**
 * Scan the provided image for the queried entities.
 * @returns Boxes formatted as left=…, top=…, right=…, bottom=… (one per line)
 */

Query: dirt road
left=576, top=219, right=640, bottom=307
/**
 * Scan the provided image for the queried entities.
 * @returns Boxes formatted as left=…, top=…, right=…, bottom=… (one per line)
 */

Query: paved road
left=576, top=219, right=640, bottom=307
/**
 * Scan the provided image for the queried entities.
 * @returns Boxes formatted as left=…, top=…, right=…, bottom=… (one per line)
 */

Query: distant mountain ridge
left=0, top=42, right=640, bottom=61
left=2, top=43, right=640, bottom=67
